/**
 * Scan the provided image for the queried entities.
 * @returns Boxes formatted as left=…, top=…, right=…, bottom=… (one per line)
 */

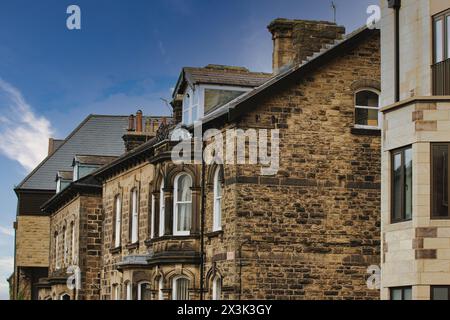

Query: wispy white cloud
left=0, top=79, right=54, bottom=172
left=0, top=226, right=13, bottom=237
left=0, top=257, right=13, bottom=300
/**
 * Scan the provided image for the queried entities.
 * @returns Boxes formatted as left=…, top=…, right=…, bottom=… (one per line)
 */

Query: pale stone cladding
left=381, top=98, right=450, bottom=299
left=380, top=0, right=450, bottom=300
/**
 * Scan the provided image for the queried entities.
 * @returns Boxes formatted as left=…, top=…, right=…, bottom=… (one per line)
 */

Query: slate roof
left=16, top=115, right=130, bottom=191
left=73, top=155, right=118, bottom=166
left=173, top=64, right=272, bottom=97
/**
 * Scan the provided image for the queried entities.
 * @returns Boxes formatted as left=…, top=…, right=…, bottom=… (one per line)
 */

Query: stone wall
left=16, top=216, right=50, bottom=267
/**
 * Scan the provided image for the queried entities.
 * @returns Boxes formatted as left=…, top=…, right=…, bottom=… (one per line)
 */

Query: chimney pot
left=136, top=110, right=143, bottom=133
left=128, top=114, right=135, bottom=131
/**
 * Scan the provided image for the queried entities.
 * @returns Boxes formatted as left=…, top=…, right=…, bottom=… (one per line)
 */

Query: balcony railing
left=432, top=58, right=450, bottom=95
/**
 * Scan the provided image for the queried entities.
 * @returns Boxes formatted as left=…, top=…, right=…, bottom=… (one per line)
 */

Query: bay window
left=130, top=188, right=139, bottom=243
left=173, top=174, right=192, bottom=236
left=391, top=146, right=413, bottom=223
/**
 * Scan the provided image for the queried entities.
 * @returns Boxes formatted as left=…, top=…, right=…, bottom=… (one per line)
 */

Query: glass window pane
left=356, top=91, right=379, bottom=108
left=435, top=19, right=444, bottom=63
left=393, top=153, right=403, bottom=221
left=204, top=89, right=245, bottom=113
left=177, top=175, right=192, bottom=201
left=355, top=108, right=378, bottom=127
left=404, top=148, right=413, bottom=220
left=177, top=203, right=192, bottom=231
left=403, top=287, right=412, bottom=300
left=432, top=287, right=449, bottom=300
left=432, top=145, right=449, bottom=217
left=391, top=288, right=402, bottom=300
left=447, top=16, right=450, bottom=59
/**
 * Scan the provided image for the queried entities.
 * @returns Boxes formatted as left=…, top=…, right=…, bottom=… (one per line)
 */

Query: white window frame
left=130, top=188, right=139, bottom=243
left=63, top=226, right=67, bottom=265
left=137, top=281, right=151, bottom=300
left=55, top=232, right=60, bottom=270
left=213, top=168, right=222, bottom=232
left=114, top=196, right=122, bottom=248
left=173, top=173, right=193, bottom=236
left=172, top=276, right=190, bottom=300
left=158, top=277, right=164, bottom=300
left=71, top=222, right=76, bottom=264
left=159, top=181, right=165, bottom=237
left=150, top=194, right=155, bottom=239
left=113, top=284, right=121, bottom=300
left=354, top=89, right=381, bottom=130
left=125, top=282, right=132, bottom=300
left=212, top=276, right=221, bottom=300
left=181, top=84, right=251, bottom=126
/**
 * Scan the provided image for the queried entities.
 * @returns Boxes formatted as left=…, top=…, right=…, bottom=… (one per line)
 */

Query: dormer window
left=55, top=171, right=72, bottom=193
left=182, top=85, right=251, bottom=126
left=72, top=155, right=117, bottom=181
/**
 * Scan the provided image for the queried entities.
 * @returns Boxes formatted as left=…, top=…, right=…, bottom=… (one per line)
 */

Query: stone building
left=19, top=17, right=383, bottom=300
left=380, top=0, right=450, bottom=300
left=88, top=19, right=380, bottom=300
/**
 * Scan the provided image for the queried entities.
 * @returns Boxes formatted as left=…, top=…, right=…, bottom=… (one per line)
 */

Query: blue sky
left=0, top=0, right=374, bottom=299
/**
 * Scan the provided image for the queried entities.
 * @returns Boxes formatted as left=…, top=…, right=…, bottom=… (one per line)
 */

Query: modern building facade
left=380, top=0, right=450, bottom=300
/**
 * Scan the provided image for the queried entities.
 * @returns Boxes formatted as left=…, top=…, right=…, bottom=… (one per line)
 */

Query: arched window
left=354, top=90, right=380, bottom=129
left=173, top=174, right=192, bottom=236
left=114, top=196, right=122, bottom=248
left=213, top=168, right=222, bottom=231
left=60, top=293, right=70, bottom=300
left=172, top=276, right=189, bottom=300
left=125, top=281, right=132, bottom=300
left=55, top=231, right=60, bottom=269
left=159, top=181, right=165, bottom=237
left=150, top=194, right=155, bottom=239
left=70, top=221, right=75, bottom=264
left=62, top=226, right=67, bottom=265
left=137, top=281, right=151, bottom=300
left=130, top=188, right=139, bottom=243
left=212, top=276, right=222, bottom=300
left=158, top=277, right=164, bottom=300
left=112, top=284, right=121, bottom=300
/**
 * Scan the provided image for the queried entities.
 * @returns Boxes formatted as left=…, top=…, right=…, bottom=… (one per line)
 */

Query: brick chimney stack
left=268, top=19, right=345, bottom=73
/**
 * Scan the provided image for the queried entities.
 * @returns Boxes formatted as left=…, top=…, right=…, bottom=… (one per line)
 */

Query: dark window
left=432, top=10, right=450, bottom=95
left=432, top=144, right=450, bottom=219
left=391, top=147, right=413, bottom=223
left=431, top=286, right=450, bottom=300
left=390, top=287, right=412, bottom=300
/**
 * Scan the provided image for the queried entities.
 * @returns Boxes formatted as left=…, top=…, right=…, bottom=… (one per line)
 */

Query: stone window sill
left=350, top=127, right=381, bottom=136
left=126, top=242, right=139, bottom=250
left=110, top=247, right=122, bottom=255
left=206, top=230, right=224, bottom=239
